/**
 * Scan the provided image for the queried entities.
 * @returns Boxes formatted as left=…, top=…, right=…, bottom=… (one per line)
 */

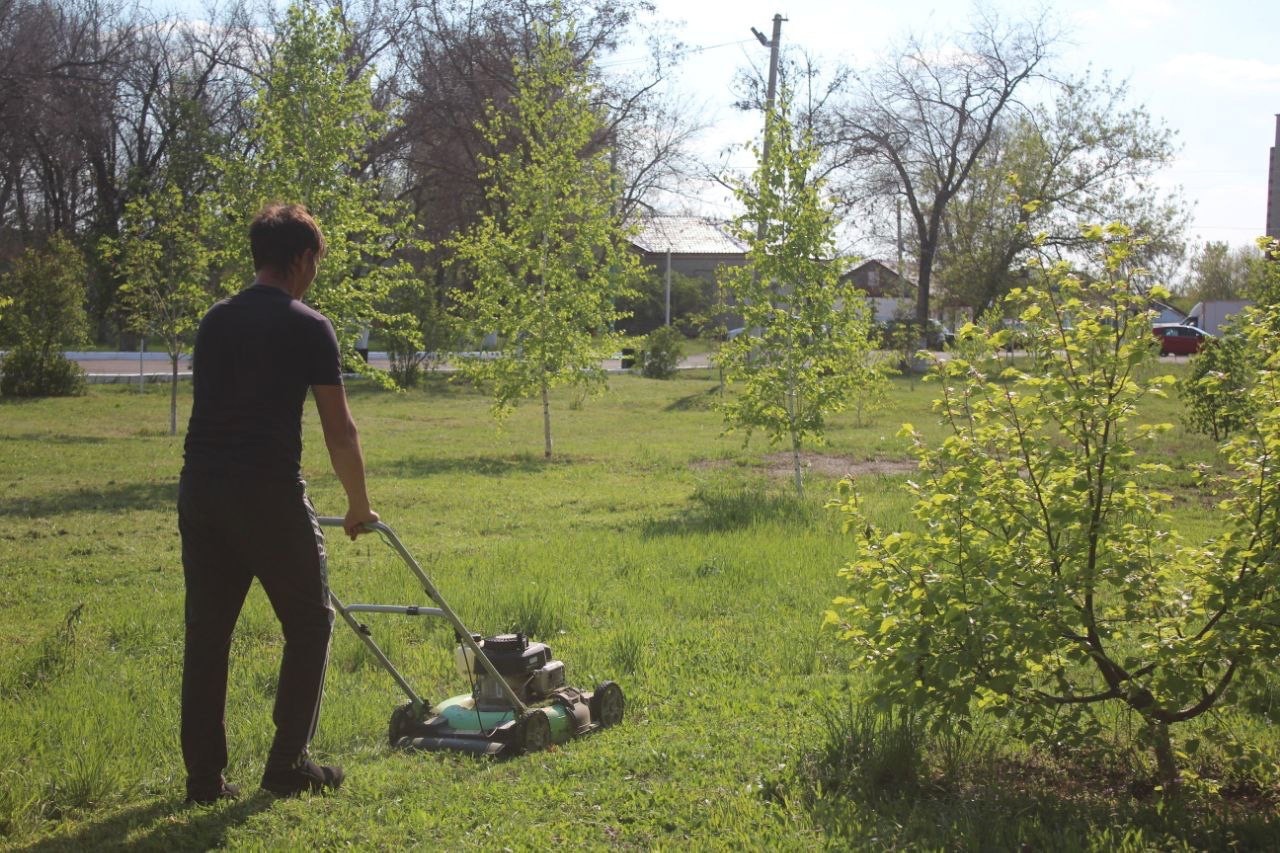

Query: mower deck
left=317, top=517, right=625, bottom=757
left=390, top=681, right=624, bottom=756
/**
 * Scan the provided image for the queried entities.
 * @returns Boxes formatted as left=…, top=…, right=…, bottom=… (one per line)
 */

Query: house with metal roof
left=622, top=216, right=751, bottom=333
left=627, top=216, right=748, bottom=281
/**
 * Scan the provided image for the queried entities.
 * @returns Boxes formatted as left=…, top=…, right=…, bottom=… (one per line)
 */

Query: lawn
left=1, top=366, right=1276, bottom=850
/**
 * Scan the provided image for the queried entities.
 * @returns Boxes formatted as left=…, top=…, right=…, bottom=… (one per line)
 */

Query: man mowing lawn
left=178, top=203, right=379, bottom=804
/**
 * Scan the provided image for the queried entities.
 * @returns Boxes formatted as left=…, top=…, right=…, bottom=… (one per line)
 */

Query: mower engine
left=319, top=516, right=623, bottom=757
left=458, top=633, right=567, bottom=710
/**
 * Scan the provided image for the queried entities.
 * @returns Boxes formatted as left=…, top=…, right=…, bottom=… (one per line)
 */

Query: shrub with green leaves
left=830, top=224, right=1280, bottom=790
left=1178, top=316, right=1254, bottom=440
left=638, top=325, right=683, bottom=379
left=0, top=234, right=89, bottom=398
left=1178, top=237, right=1280, bottom=440
left=382, top=278, right=455, bottom=389
left=0, top=349, right=85, bottom=398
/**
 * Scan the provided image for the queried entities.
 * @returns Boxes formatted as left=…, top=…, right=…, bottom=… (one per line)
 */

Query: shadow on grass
left=344, top=373, right=476, bottom=399
left=643, top=481, right=820, bottom=536
left=664, top=387, right=720, bottom=412
left=779, top=701, right=1280, bottom=850
left=0, top=432, right=109, bottom=445
left=16, top=792, right=276, bottom=853
left=374, top=453, right=553, bottom=479
left=0, top=482, right=177, bottom=519
left=802, top=779, right=1280, bottom=851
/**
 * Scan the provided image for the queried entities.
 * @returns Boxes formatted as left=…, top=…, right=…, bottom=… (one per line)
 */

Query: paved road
left=72, top=348, right=721, bottom=376
left=64, top=348, right=1191, bottom=380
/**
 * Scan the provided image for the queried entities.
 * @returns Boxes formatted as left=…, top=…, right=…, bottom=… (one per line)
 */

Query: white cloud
left=1157, top=52, right=1280, bottom=91
left=1071, top=0, right=1181, bottom=33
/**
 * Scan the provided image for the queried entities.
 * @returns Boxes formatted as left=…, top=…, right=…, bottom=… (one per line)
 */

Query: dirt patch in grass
left=694, top=452, right=917, bottom=480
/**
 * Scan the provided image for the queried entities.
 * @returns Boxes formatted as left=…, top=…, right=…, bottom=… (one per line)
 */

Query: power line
left=597, top=37, right=753, bottom=70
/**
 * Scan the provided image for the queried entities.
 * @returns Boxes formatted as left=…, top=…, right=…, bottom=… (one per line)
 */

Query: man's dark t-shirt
left=183, top=284, right=342, bottom=480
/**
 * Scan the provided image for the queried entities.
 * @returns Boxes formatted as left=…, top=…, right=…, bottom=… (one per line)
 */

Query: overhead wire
left=596, top=37, right=753, bottom=70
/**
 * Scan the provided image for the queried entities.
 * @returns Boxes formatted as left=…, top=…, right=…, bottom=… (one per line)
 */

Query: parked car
left=1151, top=323, right=1212, bottom=356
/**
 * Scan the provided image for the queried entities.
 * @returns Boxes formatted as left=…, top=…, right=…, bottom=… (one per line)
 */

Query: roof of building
left=842, top=259, right=915, bottom=297
left=629, top=216, right=748, bottom=256
left=845, top=258, right=907, bottom=278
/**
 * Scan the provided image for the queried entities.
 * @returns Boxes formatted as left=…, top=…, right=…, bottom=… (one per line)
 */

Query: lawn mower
left=317, top=517, right=624, bottom=756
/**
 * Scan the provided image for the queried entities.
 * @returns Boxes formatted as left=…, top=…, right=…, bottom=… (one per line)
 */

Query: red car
left=1151, top=323, right=1213, bottom=356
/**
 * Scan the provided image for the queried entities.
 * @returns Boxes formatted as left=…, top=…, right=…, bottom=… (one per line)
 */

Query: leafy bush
left=0, top=348, right=86, bottom=398
left=1179, top=238, right=1280, bottom=440
left=616, top=268, right=713, bottom=336
left=831, top=224, right=1280, bottom=790
left=1178, top=320, right=1255, bottom=440
left=638, top=325, right=683, bottom=379
left=0, top=235, right=90, bottom=398
left=382, top=279, right=456, bottom=389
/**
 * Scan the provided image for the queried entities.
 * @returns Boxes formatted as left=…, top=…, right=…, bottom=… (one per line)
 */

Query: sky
left=163, top=0, right=1279, bottom=260
left=625, top=0, right=1279, bottom=257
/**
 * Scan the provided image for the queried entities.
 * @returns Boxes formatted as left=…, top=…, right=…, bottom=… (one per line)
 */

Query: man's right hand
left=343, top=507, right=379, bottom=540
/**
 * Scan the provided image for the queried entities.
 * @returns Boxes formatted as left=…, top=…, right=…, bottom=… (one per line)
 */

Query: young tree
left=0, top=234, right=89, bottom=397
left=207, top=2, right=421, bottom=373
left=831, top=226, right=1280, bottom=790
left=448, top=19, right=637, bottom=459
left=101, top=183, right=217, bottom=435
left=718, top=99, right=882, bottom=497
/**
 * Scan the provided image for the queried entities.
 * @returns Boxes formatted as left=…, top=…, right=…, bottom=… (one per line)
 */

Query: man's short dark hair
left=249, top=203, right=326, bottom=274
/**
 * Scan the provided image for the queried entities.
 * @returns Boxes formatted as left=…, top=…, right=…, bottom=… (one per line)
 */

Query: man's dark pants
left=178, top=473, right=334, bottom=791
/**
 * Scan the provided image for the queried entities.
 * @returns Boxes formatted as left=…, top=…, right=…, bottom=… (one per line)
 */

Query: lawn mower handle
left=313, top=516, right=531, bottom=716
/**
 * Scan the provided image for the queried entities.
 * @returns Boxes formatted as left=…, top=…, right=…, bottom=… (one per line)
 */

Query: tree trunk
left=1150, top=721, right=1181, bottom=793
left=541, top=374, right=552, bottom=460
left=910, top=235, right=938, bottom=374
left=791, top=432, right=804, bottom=498
left=169, top=353, right=179, bottom=436
left=915, top=237, right=936, bottom=334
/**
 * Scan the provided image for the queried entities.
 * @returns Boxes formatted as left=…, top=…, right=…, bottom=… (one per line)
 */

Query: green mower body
left=316, top=517, right=624, bottom=758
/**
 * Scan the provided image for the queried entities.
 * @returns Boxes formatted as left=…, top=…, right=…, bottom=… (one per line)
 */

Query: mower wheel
left=388, top=703, right=419, bottom=747
left=590, top=681, right=625, bottom=727
left=516, top=709, right=552, bottom=754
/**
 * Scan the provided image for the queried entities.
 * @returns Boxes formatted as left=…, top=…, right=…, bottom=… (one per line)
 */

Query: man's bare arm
left=312, top=384, right=378, bottom=539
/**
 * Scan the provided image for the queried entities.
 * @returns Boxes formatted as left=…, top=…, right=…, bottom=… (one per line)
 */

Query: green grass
left=0, top=367, right=1275, bottom=850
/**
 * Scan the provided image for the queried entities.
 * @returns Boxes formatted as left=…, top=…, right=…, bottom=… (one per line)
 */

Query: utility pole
left=1267, top=114, right=1279, bottom=240
left=751, top=14, right=784, bottom=254
left=895, top=197, right=904, bottom=275
left=664, top=248, right=672, bottom=326
left=751, top=14, right=784, bottom=167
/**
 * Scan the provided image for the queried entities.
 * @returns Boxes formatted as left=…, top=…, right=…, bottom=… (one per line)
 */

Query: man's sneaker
left=260, top=758, right=344, bottom=797
left=185, top=779, right=241, bottom=805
